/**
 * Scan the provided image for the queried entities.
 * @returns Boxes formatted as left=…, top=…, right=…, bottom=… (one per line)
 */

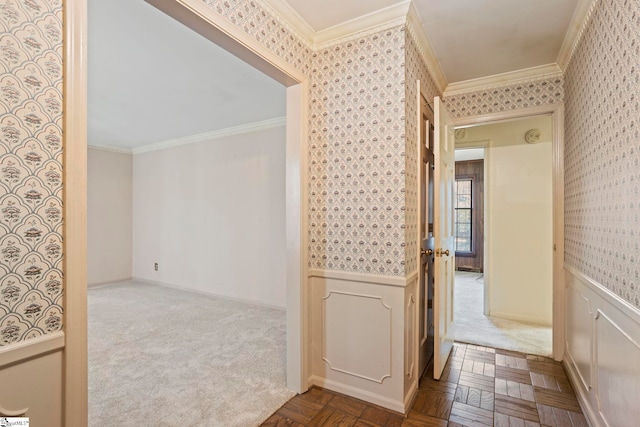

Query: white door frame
left=452, top=103, right=565, bottom=361
left=64, top=1, right=310, bottom=424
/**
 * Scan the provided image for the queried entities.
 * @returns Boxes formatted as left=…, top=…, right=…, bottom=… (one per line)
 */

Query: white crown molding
left=87, top=144, right=133, bottom=155
left=314, top=0, right=411, bottom=46
left=256, top=0, right=315, bottom=47
left=443, top=63, right=563, bottom=97
left=406, top=2, right=447, bottom=95
left=132, top=116, right=286, bottom=154
left=556, top=0, right=599, bottom=71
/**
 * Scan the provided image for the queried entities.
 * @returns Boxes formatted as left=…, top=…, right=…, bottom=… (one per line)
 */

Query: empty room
left=86, top=0, right=292, bottom=425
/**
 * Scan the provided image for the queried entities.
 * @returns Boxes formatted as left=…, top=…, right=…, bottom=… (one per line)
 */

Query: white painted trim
left=131, top=116, right=286, bottom=154
left=565, top=266, right=640, bottom=320
left=0, top=332, right=65, bottom=368
left=563, top=357, right=601, bottom=427
left=403, top=377, right=419, bottom=413
left=308, top=268, right=411, bottom=287
left=87, top=144, right=133, bottom=155
left=488, top=311, right=552, bottom=327
left=314, top=1, right=410, bottom=46
left=258, top=0, right=315, bottom=46
left=309, top=375, right=404, bottom=413
left=63, top=0, right=88, bottom=425
left=87, top=277, right=133, bottom=288
left=443, top=63, right=563, bottom=97
left=130, top=277, right=287, bottom=311
left=452, top=103, right=565, bottom=361
left=556, top=0, right=599, bottom=71
left=406, top=3, right=447, bottom=95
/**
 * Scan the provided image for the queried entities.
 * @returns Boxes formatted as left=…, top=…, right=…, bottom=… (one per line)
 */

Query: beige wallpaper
left=443, top=76, right=564, bottom=119
left=308, top=26, right=407, bottom=276
left=0, top=0, right=64, bottom=346
left=564, top=0, right=640, bottom=308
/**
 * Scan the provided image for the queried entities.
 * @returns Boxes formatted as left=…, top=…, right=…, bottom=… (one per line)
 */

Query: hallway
left=262, top=342, right=587, bottom=426
left=455, top=272, right=552, bottom=356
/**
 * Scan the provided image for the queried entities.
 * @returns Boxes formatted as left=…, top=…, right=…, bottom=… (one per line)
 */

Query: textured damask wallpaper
left=0, top=0, right=64, bottom=346
left=443, top=76, right=564, bottom=119
left=564, top=0, right=640, bottom=308
left=308, top=26, right=407, bottom=275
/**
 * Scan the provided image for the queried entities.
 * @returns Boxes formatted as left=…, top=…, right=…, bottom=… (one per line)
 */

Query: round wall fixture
left=454, top=128, right=467, bottom=140
left=525, top=128, right=542, bottom=144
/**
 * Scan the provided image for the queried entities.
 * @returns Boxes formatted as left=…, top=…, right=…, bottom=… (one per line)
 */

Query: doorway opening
left=453, top=114, right=554, bottom=357
left=84, top=2, right=306, bottom=424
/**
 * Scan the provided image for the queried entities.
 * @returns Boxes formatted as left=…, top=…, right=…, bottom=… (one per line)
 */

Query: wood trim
left=309, top=375, right=405, bottom=413
left=63, top=0, right=88, bottom=425
left=309, top=269, right=414, bottom=288
left=452, top=103, right=565, bottom=361
left=0, top=332, right=65, bottom=368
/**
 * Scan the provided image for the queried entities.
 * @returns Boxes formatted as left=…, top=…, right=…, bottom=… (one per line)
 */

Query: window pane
left=454, top=178, right=473, bottom=253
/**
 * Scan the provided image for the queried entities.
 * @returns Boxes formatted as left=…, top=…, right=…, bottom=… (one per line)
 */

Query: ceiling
left=283, top=0, right=580, bottom=83
left=89, top=0, right=580, bottom=149
left=88, top=0, right=286, bottom=149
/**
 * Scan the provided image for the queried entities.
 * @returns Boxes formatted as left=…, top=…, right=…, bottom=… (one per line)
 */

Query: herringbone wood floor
left=261, top=342, right=588, bottom=426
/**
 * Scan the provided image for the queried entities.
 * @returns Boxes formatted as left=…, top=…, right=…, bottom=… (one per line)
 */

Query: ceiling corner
left=443, top=63, right=563, bottom=97
left=314, top=0, right=412, bottom=46
left=259, top=0, right=315, bottom=46
left=407, top=1, right=448, bottom=95
left=556, top=0, right=598, bottom=71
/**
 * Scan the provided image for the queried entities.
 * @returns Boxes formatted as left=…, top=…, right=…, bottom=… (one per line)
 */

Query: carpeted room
left=86, top=0, right=292, bottom=425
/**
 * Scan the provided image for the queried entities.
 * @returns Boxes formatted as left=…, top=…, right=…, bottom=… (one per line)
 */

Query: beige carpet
left=454, top=272, right=552, bottom=356
left=88, top=281, right=295, bottom=427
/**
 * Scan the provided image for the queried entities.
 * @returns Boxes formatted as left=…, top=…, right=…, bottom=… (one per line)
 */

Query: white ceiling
left=88, top=0, right=286, bottom=148
left=281, top=0, right=580, bottom=83
left=89, top=0, right=580, bottom=148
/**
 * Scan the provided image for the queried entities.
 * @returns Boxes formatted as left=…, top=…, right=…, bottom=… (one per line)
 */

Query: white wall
left=132, top=127, right=287, bottom=308
left=87, top=147, right=133, bottom=285
left=459, top=116, right=553, bottom=325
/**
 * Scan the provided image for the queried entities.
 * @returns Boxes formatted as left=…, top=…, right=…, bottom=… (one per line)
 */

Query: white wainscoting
left=0, top=333, right=64, bottom=425
left=564, top=267, right=640, bottom=427
left=309, top=270, right=418, bottom=413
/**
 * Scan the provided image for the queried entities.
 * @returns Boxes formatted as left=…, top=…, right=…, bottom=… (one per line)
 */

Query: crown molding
left=406, top=2, right=447, bottom=95
left=556, top=0, right=598, bottom=71
left=132, top=116, right=286, bottom=154
left=314, top=1, right=411, bottom=46
left=257, top=0, right=315, bottom=47
left=443, top=63, right=563, bottom=97
left=87, top=144, right=133, bottom=154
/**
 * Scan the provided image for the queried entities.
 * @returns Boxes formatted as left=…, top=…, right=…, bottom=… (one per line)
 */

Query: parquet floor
left=261, top=342, right=588, bottom=427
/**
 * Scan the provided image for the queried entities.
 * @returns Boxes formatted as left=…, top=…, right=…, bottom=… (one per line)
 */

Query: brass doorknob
left=436, top=248, right=450, bottom=257
left=421, top=248, right=433, bottom=256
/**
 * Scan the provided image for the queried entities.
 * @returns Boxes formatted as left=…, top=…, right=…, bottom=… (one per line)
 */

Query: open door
left=433, top=96, right=456, bottom=379
left=418, top=90, right=435, bottom=377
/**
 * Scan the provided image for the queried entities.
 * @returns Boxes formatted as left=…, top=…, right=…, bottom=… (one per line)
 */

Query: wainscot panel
left=309, top=270, right=418, bottom=413
left=564, top=267, right=640, bottom=427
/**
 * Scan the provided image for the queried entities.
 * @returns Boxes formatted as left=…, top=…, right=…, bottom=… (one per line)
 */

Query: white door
left=418, top=92, right=435, bottom=377
left=433, top=96, right=456, bottom=380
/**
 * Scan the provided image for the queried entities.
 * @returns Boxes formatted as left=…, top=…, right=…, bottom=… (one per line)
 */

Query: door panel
left=433, top=96, right=456, bottom=380
left=418, top=92, right=435, bottom=377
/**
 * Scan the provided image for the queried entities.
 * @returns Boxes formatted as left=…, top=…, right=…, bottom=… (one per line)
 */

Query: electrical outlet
left=154, top=263, right=158, bottom=271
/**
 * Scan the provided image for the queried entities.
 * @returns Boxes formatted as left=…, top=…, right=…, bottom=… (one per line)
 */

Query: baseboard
left=489, top=311, right=552, bottom=327
left=563, top=355, right=599, bottom=427
left=403, top=378, right=419, bottom=413
left=130, top=277, right=286, bottom=311
left=309, top=375, right=405, bottom=414
left=88, top=277, right=133, bottom=288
